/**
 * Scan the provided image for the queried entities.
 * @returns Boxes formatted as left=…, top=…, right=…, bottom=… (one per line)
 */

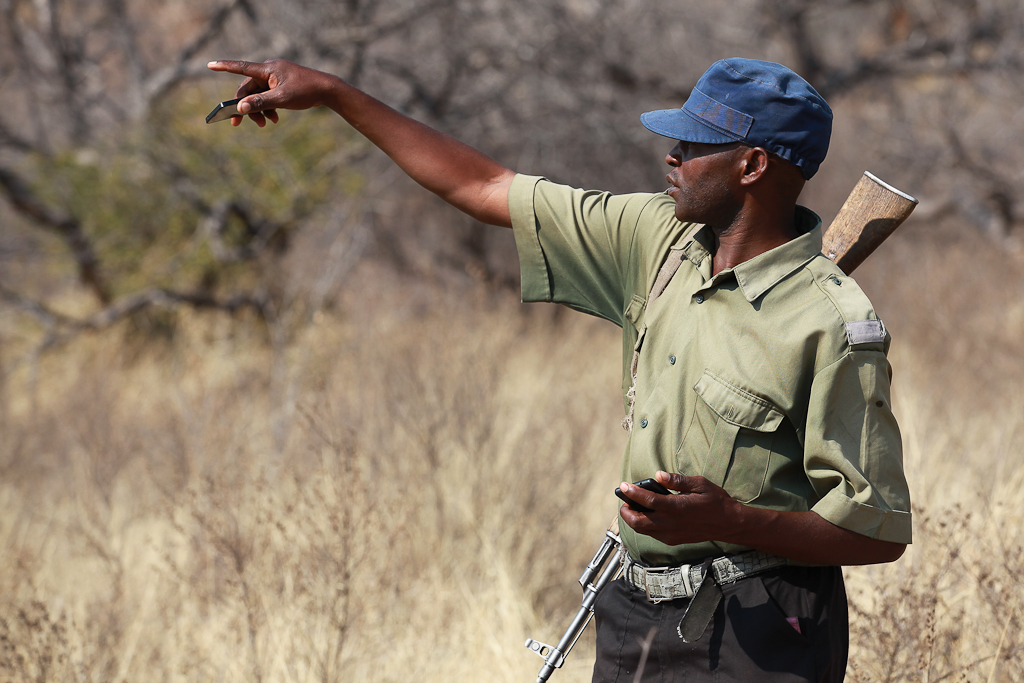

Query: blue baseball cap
left=641, top=58, right=832, bottom=179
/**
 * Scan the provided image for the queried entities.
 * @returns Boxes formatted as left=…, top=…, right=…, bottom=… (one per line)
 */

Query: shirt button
left=831, top=277, right=842, bottom=286
left=695, top=294, right=705, bottom=304
left=640, top=418, right=648, bottom=428
left=669, top=355, right=676, bottom=365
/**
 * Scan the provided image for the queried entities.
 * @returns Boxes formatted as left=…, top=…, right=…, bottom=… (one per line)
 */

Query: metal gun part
left=525, top=528, right=623, bottom=683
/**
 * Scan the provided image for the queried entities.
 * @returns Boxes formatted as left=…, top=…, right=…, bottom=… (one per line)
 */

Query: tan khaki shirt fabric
left=509, top=174, right=912, bottom=566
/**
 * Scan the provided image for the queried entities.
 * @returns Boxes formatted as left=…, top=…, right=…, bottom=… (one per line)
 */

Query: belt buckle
left=642, top=565, right=673, bottom=603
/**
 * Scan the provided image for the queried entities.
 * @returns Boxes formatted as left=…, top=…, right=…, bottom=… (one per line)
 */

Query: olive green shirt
left=509, top=174, right=912, bottom=566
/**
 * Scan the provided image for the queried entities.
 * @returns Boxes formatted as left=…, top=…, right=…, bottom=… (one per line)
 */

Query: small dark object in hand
left=615, top=478, right=671, bottom=513
left=206, top=98, right=242, bottom=123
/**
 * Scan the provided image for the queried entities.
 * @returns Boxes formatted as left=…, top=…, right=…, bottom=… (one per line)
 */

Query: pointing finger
left=207, top=60, right=269, bottom=78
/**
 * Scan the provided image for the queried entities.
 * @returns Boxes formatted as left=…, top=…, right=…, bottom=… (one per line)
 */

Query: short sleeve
left=509, top=174, right=676, bottom=326
left=804, top=350, right=913, bottom=544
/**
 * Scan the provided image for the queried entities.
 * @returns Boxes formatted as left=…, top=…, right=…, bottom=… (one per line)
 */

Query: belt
left=622, top=550, right=788, bottom=603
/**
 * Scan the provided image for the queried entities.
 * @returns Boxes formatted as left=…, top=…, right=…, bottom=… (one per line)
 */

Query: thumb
left=655, top=470, right=702, bottom=493
left=237, top=90, right=281, bottom=115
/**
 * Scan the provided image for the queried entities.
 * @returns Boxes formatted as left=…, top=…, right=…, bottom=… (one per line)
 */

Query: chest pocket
left=678, top=370, right=785, bottom=503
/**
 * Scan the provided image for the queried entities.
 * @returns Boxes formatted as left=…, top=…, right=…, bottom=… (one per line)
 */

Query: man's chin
left=673, top=206, right=695, bottom=224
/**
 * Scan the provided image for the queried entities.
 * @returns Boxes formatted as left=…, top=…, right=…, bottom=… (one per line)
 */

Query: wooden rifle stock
left=822, top=171, right=918, bottom=274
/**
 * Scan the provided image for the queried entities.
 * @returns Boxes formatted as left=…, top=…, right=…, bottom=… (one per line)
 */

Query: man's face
left=664, top=140, right=744, bottom=228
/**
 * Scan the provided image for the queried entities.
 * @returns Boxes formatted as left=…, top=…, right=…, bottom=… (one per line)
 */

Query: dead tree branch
left=305, top=0, right=449, bottom=77
left=945, top=127, right=1017, bottom=238
left=0, top=165, right=111, bottom=304
left=199, top=200, right=290, bottom=263
left=43, top=0, right=92, bottom=145
left=763, top=0, right=1023, bottom=98
left=0, top=117, right=36, bottom=154
left=0, top=284, right=73, bottom=329
left=0, top=283, right=267, bottom=356
left=142, top=0, right=258, bottom=110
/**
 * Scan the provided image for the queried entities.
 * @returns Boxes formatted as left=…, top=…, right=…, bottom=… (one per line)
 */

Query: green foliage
left=29, top=85, right=364, bottom=298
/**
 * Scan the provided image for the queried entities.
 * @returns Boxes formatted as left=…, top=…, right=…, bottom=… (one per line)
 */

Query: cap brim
left=640, top=108, right=740, bottom=144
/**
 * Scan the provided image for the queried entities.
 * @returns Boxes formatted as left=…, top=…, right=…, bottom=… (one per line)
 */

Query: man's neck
left=710, top=206, right=800, bottom=276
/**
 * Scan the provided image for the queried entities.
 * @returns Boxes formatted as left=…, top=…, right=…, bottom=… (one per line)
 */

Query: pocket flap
left=632, top=324, right=647, bottom=353
left=693, top=371, right=784, bottom=432
left=624, top=294, right=647, bottom=331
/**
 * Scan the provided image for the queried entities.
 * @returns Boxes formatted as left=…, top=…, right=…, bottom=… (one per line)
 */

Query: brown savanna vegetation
left=1, top=0, right=1023, bottom=681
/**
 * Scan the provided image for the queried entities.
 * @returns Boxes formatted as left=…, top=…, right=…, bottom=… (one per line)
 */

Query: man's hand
left=618, top=472, right=737, bottom=546
left=207, top=59, right=338, bottom=128
left=619, top=470, right=907, bottom=566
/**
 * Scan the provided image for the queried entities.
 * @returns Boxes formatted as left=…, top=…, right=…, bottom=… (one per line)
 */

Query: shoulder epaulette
left=806, top=257, right=889, bottom=350
left=845, top=319, right=886, bottom=345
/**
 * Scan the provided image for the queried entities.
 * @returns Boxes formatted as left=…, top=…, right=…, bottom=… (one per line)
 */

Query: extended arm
left=207, top=59, right=515, bottom=227
left=618, top=472, right=906, bottom=566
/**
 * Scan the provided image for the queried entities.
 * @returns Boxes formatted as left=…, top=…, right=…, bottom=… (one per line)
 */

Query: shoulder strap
left=648, top=251, right=685, bottom=307
left=622, top=250, right=686, bottom=432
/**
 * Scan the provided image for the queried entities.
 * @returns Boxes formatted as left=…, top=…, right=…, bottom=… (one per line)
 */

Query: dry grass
left=1, top=229, right=1023, bottom=682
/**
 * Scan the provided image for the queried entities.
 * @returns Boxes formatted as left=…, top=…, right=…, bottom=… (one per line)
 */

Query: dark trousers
left=592, top=566, right=848, bottom=682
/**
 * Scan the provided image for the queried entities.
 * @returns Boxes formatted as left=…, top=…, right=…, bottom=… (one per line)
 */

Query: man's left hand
left=618, top=471, right=738, bottom=546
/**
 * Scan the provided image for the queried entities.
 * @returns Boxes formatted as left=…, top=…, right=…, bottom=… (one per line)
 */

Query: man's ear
left=738, top=147, right=770, bottom=186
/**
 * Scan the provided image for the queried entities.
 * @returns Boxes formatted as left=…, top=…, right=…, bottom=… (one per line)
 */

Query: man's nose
left=666, top=142, right=683, bottom=167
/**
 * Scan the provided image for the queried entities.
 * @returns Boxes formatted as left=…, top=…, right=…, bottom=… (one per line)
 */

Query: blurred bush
left=21, top=87, right=362, bottom=299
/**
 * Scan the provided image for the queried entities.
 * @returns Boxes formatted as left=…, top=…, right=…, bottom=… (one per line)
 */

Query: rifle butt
left=822, top=171, right=918, bottom=275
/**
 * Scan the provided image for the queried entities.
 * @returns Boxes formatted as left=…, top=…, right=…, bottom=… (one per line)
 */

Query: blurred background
left=0, top=0, right=1022, bottom=680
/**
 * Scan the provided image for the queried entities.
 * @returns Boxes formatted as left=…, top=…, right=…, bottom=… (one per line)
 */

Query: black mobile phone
left=206, top=98, right=242, bottom=124
left=615, top=478, right=671, bottom=513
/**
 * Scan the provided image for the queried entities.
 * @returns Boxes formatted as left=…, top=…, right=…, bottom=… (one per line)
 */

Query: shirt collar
left=675, top=206, right=823, bottom=302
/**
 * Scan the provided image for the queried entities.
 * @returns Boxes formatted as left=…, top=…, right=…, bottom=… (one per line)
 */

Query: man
left=208, top=56, right=912, bottom=682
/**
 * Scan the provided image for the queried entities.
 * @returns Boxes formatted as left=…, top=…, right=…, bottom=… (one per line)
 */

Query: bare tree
left=757, top=0, right=1024, bottom=237
left=2, top=0, right=1023, bottom=360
